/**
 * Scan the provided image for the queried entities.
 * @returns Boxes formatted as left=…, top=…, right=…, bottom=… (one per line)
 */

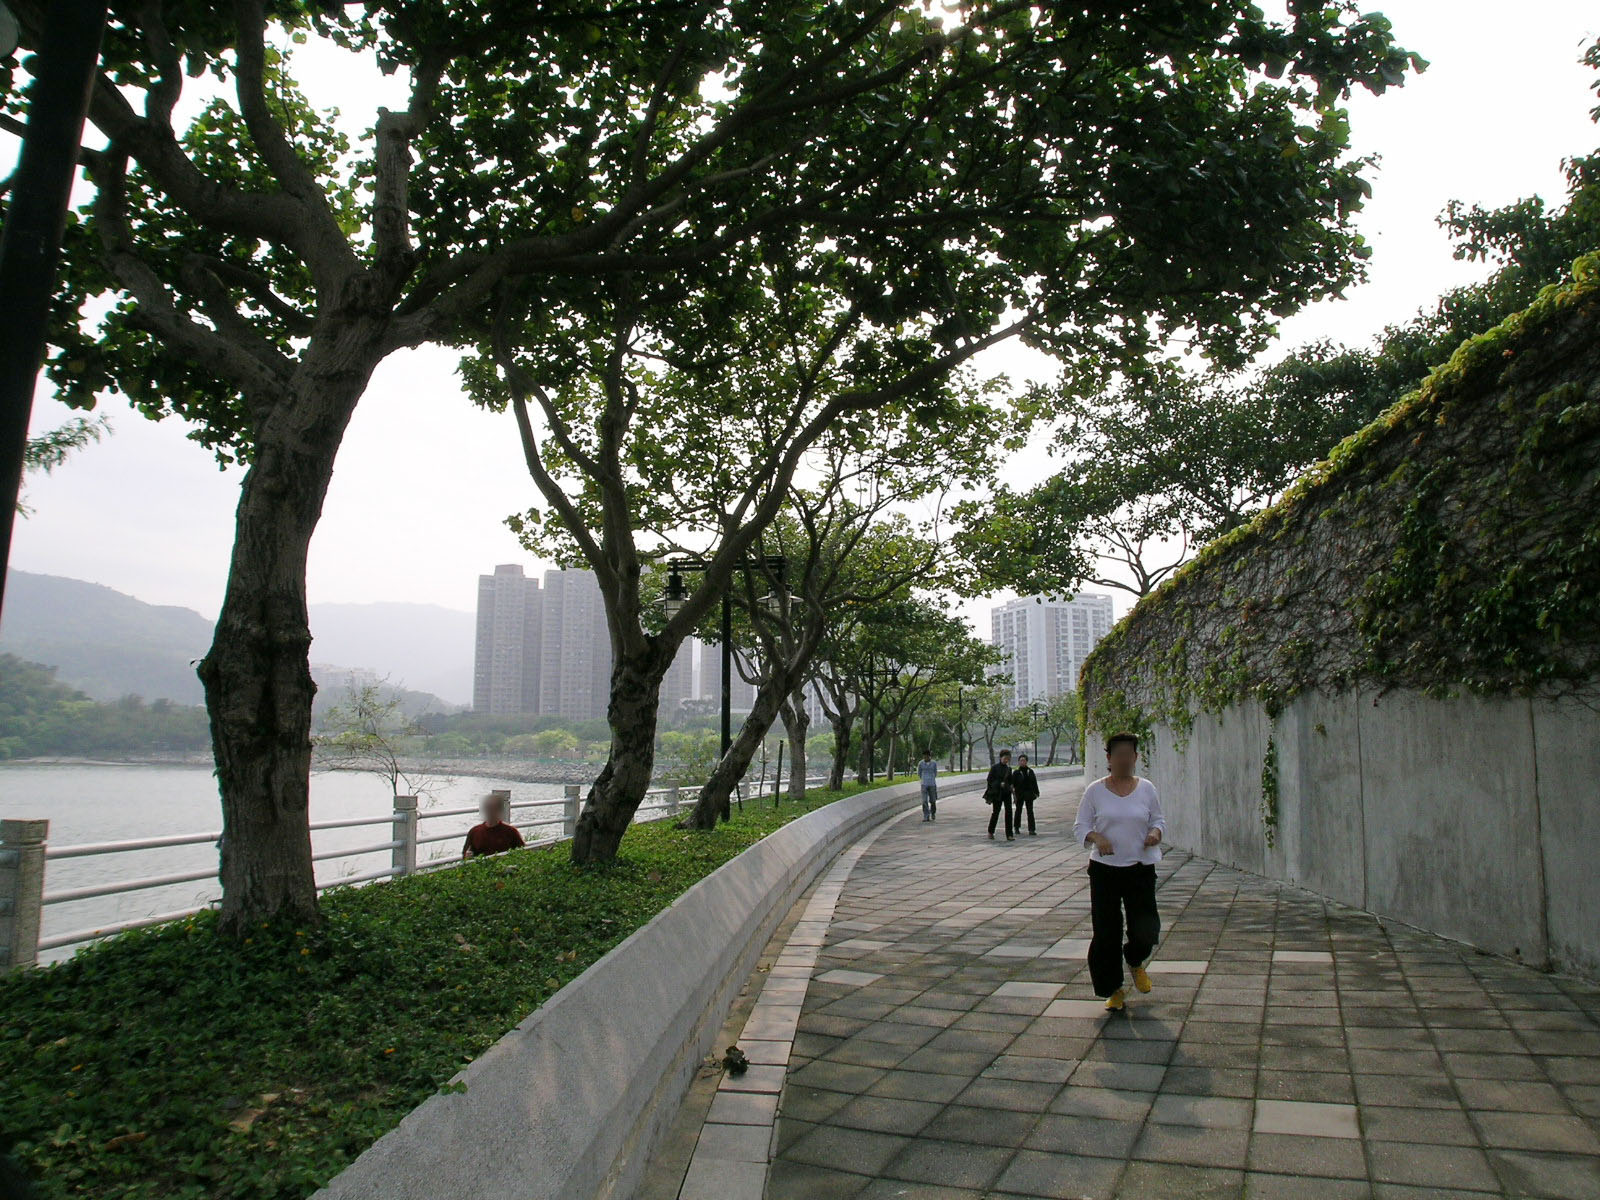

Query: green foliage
left=1259, top=733, right=1280, bottom=848
left=1080, top=253, right=1600, bottom=739
left=959, top=69, right=1600, bottom=603
left=0, top=781, right=883, bottom=1199
left=0, top=656, right=210, bottom=759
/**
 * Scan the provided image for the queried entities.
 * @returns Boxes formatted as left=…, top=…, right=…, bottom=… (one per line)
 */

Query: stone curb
left=313, top=772, right=1006, bottom=1200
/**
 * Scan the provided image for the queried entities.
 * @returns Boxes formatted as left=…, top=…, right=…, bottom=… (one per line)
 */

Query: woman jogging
left=1073, top=732, right=1165, bottom=1011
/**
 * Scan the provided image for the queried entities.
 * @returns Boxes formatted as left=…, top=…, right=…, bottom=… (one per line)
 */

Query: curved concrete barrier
left=316, top=770, right=1063, bottom=1200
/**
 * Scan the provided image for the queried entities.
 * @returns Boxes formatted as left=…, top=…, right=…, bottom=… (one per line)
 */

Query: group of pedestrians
left=981, top=748, right=1041, bottom=839
left=922, top=733, right=1167, bottom=1013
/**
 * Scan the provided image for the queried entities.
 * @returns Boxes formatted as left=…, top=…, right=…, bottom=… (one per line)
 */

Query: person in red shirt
left=461, top=793, right=525, bottom=860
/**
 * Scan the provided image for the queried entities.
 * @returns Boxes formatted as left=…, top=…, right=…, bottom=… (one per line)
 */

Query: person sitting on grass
left=461, top=793, right=526, bottom=860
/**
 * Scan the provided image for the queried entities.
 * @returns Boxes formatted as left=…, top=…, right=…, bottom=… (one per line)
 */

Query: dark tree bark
left=682, top=670, right=788, bottom=828
left=571, top=646, right=671, bottom=863
left=199, top=352, right=376, bottom=934
left=827, top=713, right=854, bottom=791
left=780, top=688, right=808, bottom=802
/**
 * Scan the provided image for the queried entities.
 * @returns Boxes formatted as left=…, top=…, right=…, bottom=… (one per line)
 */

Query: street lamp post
left=660, top=554, right=788, bottom=761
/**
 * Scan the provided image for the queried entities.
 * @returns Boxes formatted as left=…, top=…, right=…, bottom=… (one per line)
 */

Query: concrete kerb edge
left=312, top=773, right=996, bottom=1200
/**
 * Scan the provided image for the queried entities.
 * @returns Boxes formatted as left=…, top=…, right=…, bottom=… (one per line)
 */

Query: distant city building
left=473, top=565, right=542, bottom=715
left=538, top=568, right=612, bottom=721
left=990, top=592, right=1115, bottom=706
left=660, top=638, right=696, bottom=718
left=699, top=640, right=760, bottom=713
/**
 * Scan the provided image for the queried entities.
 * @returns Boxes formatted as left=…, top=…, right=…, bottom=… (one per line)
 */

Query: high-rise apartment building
left=989, top=592, right=1116, bottom=706
left=538, top=568, right=613, bottom=721
left=472, top=565, right=543, bottom=714
left=660, top=638, right=696, bottom=718
left=699, top=640, right=760, bottom=713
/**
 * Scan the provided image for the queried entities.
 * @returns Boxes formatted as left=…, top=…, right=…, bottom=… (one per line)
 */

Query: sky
left=6, top=1, right=1599, bottom=634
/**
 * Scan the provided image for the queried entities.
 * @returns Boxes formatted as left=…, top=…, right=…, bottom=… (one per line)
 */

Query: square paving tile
left=680, top=1155, right=769, bottom=1200
left=1147, top=1093, right=1254, bottom=1130
left=1246, top=1130, right=1368, bottom=1178
left=1252, top=1099, right=1360, bottom=1139
left=815, top=969, right=885, bottom=988
left=993, top=1148, right=1125, bottom=1198
left=693, top=1121, right=771, bottom=1163
left=1133, top=1123, right=1250, bottom=1169
left=882, top=1138, right=1013, bottom=1190
left=782, top=1124, right=910, bottom=1176
left=993, top=981, right=1066, bottom=999
left=706, top=1090, right=779, bottom=1126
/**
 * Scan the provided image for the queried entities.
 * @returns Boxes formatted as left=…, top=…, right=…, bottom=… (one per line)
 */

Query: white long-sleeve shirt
left=1073, top=777, right=1166, bottom=866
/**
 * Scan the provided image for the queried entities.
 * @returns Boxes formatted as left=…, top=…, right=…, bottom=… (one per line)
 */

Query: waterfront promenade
left=647, top=775, right=1600, bottom=1199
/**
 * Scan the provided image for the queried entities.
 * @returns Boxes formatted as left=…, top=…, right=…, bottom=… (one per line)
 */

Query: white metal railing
left=0, top=772, right=831, bottom=970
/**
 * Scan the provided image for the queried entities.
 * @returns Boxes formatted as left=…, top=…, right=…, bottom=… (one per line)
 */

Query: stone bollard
left=563, top=784, right=581, bottom=838
left=0, top=819, right=48, bottom=972
left=392, top=796, right=418, bottom=877
left=666, top=786, right=680, bottom=818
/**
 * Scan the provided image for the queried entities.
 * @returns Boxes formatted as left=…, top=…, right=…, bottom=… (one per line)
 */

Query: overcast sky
left=7, top=1, right=1599, bottom=633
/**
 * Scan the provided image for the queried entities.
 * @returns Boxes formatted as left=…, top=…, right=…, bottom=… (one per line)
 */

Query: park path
left=661, top=772, right=1600, bottom=1199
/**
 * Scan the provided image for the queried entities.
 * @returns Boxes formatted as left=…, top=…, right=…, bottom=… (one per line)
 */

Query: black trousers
left=1014, top=793, right=1036, bottom=834
left=987, top=795, right=1013, bottom=837
left=1087, top=860, right=1160, bottom=997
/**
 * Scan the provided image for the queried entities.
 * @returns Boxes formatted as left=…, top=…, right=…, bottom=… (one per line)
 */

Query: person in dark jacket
left=985, top=750, right=1015, bottom=841
left=1011, top=753, right=1041, bottom=835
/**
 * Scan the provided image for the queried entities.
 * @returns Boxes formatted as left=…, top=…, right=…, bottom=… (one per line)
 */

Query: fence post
left=0, top=819, right=48, bottom=972
left=563, top=784, right=581, bottom=838
left=666, top=786, right=679, bottom=817
left=392, top=796, right=418, bottom=877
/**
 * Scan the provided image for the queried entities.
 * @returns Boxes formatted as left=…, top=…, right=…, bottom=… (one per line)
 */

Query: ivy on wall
left=1082, top=253, right=1600, bottom=742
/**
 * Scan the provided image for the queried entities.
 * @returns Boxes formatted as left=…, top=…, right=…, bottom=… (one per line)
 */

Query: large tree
left=958, top=46, right=1600, bottom=603
left=677, top=404, right=993, bottom=826
left=9, top=0, right=1417, bottom=913
left=478, top=3, right=1419, bottom=861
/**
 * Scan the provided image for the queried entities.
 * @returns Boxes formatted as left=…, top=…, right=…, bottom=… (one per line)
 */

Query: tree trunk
left=1046, top=732, right=1059, bottom=766
left=685, top=668, right=788, bottom=827
left=856, top=721, right=872, bottom=785
left=571, top=646, right=670, bottom=864
left=780, top=690, right=808, bottom=802
left=827, top=714, right=854, bottom=791
left=202, top=369, right=370, bottom=936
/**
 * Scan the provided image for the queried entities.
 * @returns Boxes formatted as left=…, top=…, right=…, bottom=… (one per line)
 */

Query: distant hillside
left=1, top=571, right=471, bottom=709
left=308, top=602, right=475, bottom=705
left=0, top=570, right=212, bottom=704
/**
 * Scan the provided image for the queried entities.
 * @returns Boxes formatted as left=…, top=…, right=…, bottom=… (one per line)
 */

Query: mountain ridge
left=0, top=570, right=474, bottom=706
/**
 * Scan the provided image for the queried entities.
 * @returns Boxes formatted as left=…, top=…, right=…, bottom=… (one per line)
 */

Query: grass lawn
left=0, top=782, right=888, bottom=1199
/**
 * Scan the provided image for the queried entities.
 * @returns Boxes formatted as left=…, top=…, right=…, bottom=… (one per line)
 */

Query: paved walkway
left=671, top=774, right=1600, bottom=1199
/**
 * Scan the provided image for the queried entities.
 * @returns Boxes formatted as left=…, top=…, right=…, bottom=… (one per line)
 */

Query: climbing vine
left=1259, top=733, right=1279, bottom=848
left=1082, top=253, right=1600, bottom=737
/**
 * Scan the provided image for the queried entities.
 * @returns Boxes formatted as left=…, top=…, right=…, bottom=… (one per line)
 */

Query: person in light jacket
left=1073, top=732, right=1165, bottom=1011
left=985, top=749, right=1014, bottom=841
left=918, top=749, right=939, bottom=822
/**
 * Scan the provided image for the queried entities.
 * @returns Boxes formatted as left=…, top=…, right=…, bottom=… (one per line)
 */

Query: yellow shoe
left=1132, top=966, right=1152, bottom=994
left=1104, top=988, right=1126, bottom=1011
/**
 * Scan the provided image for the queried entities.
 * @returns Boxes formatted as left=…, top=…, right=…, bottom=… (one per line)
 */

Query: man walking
left=1011, top=752, right=1040, bottom=835
left=918, top=749, right=939, bottom=822
left=985, top=749, right=1015, bottom=841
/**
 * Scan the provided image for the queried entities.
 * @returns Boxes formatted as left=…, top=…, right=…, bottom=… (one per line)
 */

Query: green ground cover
left=0, top=783, right=886, bottom=1199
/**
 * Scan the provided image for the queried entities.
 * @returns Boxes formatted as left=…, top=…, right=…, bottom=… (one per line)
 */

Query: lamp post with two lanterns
left=659, top=554, right=789, bottom=761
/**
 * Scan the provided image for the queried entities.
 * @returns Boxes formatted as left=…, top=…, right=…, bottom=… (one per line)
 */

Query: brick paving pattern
left=763, top=779, right=1600, bottom=1199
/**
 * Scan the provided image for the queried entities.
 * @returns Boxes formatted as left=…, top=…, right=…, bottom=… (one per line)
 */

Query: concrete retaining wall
left=314, top=771, right=1019, bottom=1200
left=1113, top=691, right=1599, bottom=979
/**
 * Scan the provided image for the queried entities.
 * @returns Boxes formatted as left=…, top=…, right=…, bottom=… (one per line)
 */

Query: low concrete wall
left=314, top=770, right=1033, bottom=1200
left=1119, top=692, right=1599, bottom=979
